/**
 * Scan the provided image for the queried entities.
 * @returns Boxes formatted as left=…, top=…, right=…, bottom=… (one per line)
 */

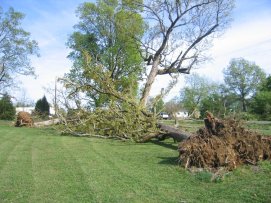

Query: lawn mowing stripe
left=0, top=131, right=27, bottom=172
left=60, top=137, right=108, bottom=202
left=89, top=141, right=182, bottom=203
left=30, top=133, right=96, bottom=202
left=0, top=126, right=271, bottom=203
left=61, top=137, right=183, bottom=203
left=0, top=133, right=36, bottom=203
left=60, top=137, right=142, bottom=202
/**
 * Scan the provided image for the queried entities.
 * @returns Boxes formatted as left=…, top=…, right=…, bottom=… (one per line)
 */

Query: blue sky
left=1, top=0, right=271, bottom=103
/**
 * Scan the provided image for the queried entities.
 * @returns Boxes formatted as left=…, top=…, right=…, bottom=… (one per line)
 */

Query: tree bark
left=157, top=123, right=191, bottom=142
left=140, top=59, right=160, bottom=106
left=241, top=97, right=247, bottom=112
left=139, top=123, right=191, bottom=143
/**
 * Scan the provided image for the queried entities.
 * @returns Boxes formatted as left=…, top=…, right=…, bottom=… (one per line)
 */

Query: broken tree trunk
left=139, top=123, right=191, bottom=143
left=157, top=123, right=191, bottom=142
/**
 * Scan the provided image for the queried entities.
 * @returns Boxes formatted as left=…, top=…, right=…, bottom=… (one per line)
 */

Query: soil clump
left=15, top=111, right=34, bottom=127
left=178, top=112, right=271, bottom=170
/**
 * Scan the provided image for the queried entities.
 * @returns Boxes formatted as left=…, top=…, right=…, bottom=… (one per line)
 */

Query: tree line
left=165, top=58, right=270, bottom=120
left=0, top=94, right=50, bottom=120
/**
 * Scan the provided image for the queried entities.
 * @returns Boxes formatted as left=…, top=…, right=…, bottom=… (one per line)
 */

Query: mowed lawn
left=0, top=124, right=271, bottom=202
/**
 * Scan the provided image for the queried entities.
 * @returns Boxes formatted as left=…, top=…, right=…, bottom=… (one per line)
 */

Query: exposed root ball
left=178, top=112, right=271, bottom=170
left=15, top=111, right=34, bottom=127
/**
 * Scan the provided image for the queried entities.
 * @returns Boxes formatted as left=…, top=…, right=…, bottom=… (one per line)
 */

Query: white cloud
left=195, top=12, right=271, bottom=81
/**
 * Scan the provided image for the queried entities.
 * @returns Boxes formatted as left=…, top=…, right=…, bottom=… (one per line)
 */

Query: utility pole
left=54, top=77, right=57, bottom=116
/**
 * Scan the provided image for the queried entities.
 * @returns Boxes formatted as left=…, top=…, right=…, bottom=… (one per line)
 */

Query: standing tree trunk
left=140, top=58, right=160, bottom=106
left=241, top=92, right=247, bottom=112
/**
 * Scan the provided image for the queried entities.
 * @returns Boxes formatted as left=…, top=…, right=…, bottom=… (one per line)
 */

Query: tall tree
left=0, top=7, right=39, bottom=92
left=148, top=96, right=164, bottom=114
left=223, top=58, right=266, bottom=112
left=164, top=98, right=182, bottom=124
left=180, top=73, right=218, bottom=116
left=65, top=0, right=144, bottom=107
left=0, top=93, right=16, bottom=120
left=137, top=0, right=234, bottom=106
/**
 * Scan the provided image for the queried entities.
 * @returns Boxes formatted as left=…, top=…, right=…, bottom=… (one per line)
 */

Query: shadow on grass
left=158, top=156, right=179, bottom=165
left=149, top=140, right=178, bottom=150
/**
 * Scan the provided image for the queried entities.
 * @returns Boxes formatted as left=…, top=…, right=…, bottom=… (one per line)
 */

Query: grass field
left=0, top=121, right=271, bottom=202
left=162, top=119, right=271, bottom=135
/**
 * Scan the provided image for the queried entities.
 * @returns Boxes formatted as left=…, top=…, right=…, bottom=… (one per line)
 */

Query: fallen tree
left=59, top=52, right=193, bottom=142
left=58, top=101, right=192, bottom=142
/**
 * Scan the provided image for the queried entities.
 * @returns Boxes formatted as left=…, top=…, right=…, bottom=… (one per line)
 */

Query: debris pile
left=15, top=111, right=34, bottom=127
left=178, top=112, right=271, bottom=170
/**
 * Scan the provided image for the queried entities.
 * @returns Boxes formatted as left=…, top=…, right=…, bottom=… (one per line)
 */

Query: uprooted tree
left=59, top=0, right=235, bottom=142
left=178, top=112, right=271, bottom=170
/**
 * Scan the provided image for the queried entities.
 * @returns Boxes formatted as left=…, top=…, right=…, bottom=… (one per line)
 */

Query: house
left=15, top=107, right=35, bottom=114
left=15, top=107, right=56, bottom=115
left=175, top=109, right=189, bottom=119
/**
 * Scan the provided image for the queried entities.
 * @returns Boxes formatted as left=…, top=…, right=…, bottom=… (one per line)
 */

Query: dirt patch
left=15, top=111, right=34, bottom=127
left=178, top=112, right=271, bottom=170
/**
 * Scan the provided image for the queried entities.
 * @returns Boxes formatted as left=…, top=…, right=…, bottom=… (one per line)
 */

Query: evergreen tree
left=35, top=96, right=50, bottom=116
left=0, top=93, right=16, bottom=120
left=41, top=96, right=50, bottom=115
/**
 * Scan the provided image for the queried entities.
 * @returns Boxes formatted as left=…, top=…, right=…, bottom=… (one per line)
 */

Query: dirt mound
left=15, top=111, right=34, bottom=127
left=178, top=112, right=271, bottom=170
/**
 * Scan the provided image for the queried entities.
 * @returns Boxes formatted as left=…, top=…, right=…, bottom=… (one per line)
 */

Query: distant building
left=175, top=109, right=189, bottom=119
left=16, top=107, right=55, bottom=115
left=15, top=107, right=35, bottom=114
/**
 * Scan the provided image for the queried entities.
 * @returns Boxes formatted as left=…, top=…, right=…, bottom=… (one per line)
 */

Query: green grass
left=246, top=121, right=271, bottom=135
left=0, top=124, right=271, bottom=202
left=160, top=119, right=203, bottom=133
left=161, top=119, right=271, bottom=135
left=0, top=120, right=13, bottom=126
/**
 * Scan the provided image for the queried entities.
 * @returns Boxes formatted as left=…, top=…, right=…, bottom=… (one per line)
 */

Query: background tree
left=223, top=58, right=266, bottom=112
left=15, top=88, right=34, bottom=108
left=164, top=98, right=182, bottom=124
left=0, top=7, right=39, bottom=92
left=65, top=0, right=144, bottom=108
left=35, top=96, right=50, bottom=117
left=260, top=75, right=271, bottom=91
left=179, top=73, right=218, bottom=117
left=200, top=91, right=225, bottom=118
left=0, top=93, right=16, bottom=120
left=147, top=96, right=164, bottom=115
left=250, top=75, right=271, bottom=120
